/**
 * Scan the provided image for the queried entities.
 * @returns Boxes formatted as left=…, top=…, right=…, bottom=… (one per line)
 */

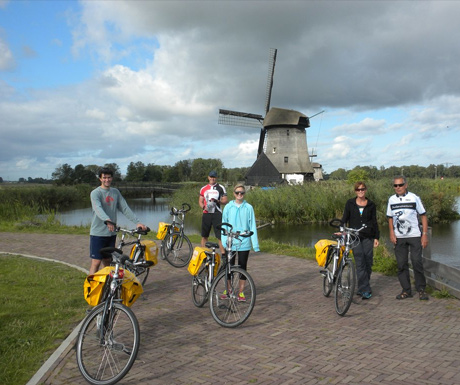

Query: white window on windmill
left=273, top=147, right=276, bottom=153
left=284, top=156, right=288, bottom=163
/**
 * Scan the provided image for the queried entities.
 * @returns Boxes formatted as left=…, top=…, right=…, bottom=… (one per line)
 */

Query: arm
left=420, top=214, right=429, bottom=248
left=248, top=207, right=260, bottom=252
left=388, top=217, right=397, bottom=245
left=371, top=203, right=380, bottom=247
left=199, top=195, right=206, bottom=211
left=90, top=189, right=113, bottom=233
left=116, top=192, right=145, bottom=229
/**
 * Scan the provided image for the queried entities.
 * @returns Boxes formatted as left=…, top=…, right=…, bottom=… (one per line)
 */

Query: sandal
left=419, top=291, right=429, bottom=300
left=396, top=291, right=413, bottom=300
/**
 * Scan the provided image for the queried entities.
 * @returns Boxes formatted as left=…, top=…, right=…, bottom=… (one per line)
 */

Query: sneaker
left=361, top=292, right=372, bottom=300
left=220, top=290, right=230, bottom=300
left=238, top=292, right=246, bottom=302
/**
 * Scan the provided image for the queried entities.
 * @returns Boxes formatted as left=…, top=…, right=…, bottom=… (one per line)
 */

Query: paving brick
left=2, top=231, right=460, bottom=385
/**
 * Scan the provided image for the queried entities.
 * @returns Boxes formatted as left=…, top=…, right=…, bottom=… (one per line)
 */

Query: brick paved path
left=2, top=232, right=460, bottom=385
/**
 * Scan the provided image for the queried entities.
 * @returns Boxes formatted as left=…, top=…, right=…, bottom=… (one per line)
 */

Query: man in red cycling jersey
left=199, top=170, right=228, bottom=252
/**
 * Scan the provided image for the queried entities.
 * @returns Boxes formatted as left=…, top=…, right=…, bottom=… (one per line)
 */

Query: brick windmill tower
left=218, top=49, right=315, bottom=186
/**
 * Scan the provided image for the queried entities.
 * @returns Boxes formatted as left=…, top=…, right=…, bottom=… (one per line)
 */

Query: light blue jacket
left=221, top=200, right=260, bottom=252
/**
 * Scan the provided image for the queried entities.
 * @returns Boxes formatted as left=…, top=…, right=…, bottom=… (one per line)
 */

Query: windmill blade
left=264, top=48, right=277, bottom=115
left=218, top=109, right=263, bottom=128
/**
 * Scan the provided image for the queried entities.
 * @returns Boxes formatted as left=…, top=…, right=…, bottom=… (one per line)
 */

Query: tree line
left=4, top=161, right=459, bottom=186
left=49, top=159, right=249, bottom=186
left=328, top=164, right=460, bottom=180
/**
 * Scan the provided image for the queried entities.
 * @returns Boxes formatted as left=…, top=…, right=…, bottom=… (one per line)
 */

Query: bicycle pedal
left=319, top=269, right=328, bottom=276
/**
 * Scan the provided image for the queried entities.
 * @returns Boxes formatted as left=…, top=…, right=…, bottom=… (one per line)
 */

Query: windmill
left=218, top=48, right=316, bottom=185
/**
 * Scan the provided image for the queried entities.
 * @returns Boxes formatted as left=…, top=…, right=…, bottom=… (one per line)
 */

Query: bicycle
left=320, top=218, right=365, bottom=316
left=189, top=222, right=256, bottom=328
left=77, top=248, right=142, bottom=385
left=158, top=203, right=193, bottom=268
left=113, top=223, right=157, bottom=286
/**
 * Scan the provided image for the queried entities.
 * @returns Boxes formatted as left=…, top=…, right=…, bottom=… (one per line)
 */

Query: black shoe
left=419, top=290, right=429, bottom=300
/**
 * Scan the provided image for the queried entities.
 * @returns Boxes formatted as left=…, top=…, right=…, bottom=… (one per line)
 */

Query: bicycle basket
left=187, top=247, right=220, bottom=276
left=84, top=267, right=143, bottom=307
left=315, top=239, right=338, bottom=267
left=129, top=240, right=158, bottom=266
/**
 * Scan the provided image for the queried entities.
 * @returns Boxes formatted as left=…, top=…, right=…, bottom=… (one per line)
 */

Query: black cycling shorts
left=201, top=212, right=222, bottom=239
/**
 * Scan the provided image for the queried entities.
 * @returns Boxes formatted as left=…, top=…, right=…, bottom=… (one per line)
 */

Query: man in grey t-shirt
left=89, top=167, right=147, bottom=275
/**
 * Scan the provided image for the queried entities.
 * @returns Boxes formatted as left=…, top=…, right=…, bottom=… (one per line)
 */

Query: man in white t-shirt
left=386, top=176, right=429, bottom=301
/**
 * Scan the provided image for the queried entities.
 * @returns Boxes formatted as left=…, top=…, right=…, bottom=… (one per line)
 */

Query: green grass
left=0, top=255, right=87, bottom=385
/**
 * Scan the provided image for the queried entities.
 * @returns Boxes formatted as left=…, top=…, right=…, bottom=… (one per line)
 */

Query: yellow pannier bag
left=156, top=222, right=179, bottom=240
left=129, top=240, right=158, bottom=266
left=84, top=266, right=143, bottom=307
left=188, top=247, right=220, bottom=276
left=156, top=222, right=169, bottom=240
left=315, top=239, right=338, bottom=267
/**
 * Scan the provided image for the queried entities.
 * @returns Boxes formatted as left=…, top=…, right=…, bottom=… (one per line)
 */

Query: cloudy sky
left=1, top=0, right=459, bottom=181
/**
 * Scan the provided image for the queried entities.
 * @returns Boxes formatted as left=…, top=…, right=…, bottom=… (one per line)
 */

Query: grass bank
left=171, top=179, right=460, bottom=225
left=0, top=255, right=87, bottom=385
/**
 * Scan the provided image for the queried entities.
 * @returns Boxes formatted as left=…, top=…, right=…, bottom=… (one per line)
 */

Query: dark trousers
left=394, top=237, right=426, bottom=293
left=352, top=238, right=374, bottom=293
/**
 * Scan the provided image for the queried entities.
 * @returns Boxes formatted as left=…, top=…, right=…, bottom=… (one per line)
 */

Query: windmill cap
left=208, top=170, right=218, bottom=177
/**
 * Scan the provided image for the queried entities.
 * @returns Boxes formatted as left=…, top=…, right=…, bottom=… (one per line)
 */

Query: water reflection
left=58, top=197, right=460, bottom=268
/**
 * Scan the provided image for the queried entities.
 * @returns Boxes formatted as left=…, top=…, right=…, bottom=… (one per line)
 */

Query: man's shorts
left=201, top=212, right=222, bottom=240
left=90, top=235, right=117, bottom=260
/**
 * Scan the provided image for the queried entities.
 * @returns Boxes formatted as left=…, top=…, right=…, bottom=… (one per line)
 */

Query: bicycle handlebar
left=170, top=202, right=191, bottom=216
left=329, top=218, right=367, bottom=233
left=217, top=222, right=253, bottom=238
left=104, top=220, right=150, bottom=236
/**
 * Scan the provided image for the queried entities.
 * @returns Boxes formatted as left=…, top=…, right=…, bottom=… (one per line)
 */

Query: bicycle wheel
left=322, top=249, right=337, bottom=297
left=76, top=302, right=140, bottom=385
left=209, top=266, right=256, bottom=328
left=191, top=266, right=208, bottom=307
left=322, top=273, right=333, bottom=297
left=163, top=232, right=193, bottom=268
left=334, top=258, right=356, bottom=316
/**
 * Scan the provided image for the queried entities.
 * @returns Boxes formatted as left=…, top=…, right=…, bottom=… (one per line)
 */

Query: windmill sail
left=218, top=109, right=263, bottom=128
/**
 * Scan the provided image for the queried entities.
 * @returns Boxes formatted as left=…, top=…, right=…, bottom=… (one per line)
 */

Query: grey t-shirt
left=90, top=187, right=141, bottom=237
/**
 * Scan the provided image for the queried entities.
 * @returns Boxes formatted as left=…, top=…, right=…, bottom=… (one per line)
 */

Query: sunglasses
left=234, top=191, right=245, bottom=195
left=355, top=188, right=366, bottom=192
left=393, top=183, right=405, bottom=187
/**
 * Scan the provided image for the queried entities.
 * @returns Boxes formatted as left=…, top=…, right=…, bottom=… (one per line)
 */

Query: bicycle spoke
left=77, top=303, right=140, bottom=385
left=209, top=267, right=256, bottom=328
left=334, top=259, right=356, bottom=316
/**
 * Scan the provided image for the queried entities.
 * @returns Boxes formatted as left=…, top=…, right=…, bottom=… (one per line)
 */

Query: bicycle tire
left=322, top=274, right=333, bottom=297
left=209, top=266, right=256, bottom=328
left=334, top=258, right=356, bottom=316
left=76, top=302, right=140, bottom=385
left=191, top=266, right=208, bottom=307
left=163, top=232, right=193, bottom=268
left=322, top=249, right=337, bottom=297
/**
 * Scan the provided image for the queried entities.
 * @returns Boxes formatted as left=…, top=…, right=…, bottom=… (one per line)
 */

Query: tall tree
left=52, top=163, right=75, bottom=185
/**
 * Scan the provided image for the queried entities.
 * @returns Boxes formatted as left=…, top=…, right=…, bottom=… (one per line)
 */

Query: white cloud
left=0, top=36, right=15, bottom=70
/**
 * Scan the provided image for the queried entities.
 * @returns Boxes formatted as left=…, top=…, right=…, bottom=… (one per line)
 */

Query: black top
left=341, top=197, right=380, bottom=240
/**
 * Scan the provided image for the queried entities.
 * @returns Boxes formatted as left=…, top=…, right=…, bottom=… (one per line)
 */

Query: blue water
left=58, top=197, right=460, bottom=269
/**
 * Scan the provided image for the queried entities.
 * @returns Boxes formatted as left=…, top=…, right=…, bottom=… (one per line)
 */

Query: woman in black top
left=341, top=181, right=380, bottom=300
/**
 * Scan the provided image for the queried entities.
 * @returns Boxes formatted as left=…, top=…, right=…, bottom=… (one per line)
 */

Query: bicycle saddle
left=205, top=242, right=219, bottom=249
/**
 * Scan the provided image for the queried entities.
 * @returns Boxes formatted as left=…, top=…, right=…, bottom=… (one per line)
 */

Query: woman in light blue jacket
left=221, top=184, right=259, bottom=301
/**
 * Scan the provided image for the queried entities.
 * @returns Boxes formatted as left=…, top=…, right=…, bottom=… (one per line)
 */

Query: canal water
left=58, top=197, right=460, bottom=269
